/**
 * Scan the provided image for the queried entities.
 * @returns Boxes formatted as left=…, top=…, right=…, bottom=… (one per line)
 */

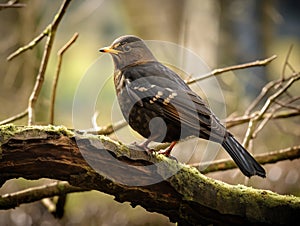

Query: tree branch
left=186, top=55, right=277, bottom=84
left=242, top=72, right=300, bottom=148
left=225, top=109, right=300, bottom=129
left=190, top=145, right=300, bottom=174
left=0, top=181, right=87, bottom=210
left=50, top=32, right=79, bottom=124
left=0, top=1, right=26, bottom=11
left=0, top=109, right=28, bottom=126
left=4, top=0, right=72, bottom=125
left=6, top=31, right=47, bottom=61
left=28, top=0, right=72, bottom=125
left=0, top=124, right=299, bottom=225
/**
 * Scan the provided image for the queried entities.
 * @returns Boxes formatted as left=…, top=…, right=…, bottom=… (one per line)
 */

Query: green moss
left=0, top=124, right=20, bottom=157
left=0, top=124, right=19, bottom=139
left=46, top=124, right=74, bottom=137
left=0, top=124, right=75, bottom=158
left=99, top=135, right=131, bottom=157
left=154, top=154, right=300, bottom=221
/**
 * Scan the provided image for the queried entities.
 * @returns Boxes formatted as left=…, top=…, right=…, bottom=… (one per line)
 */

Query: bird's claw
left=128, top=141, right=154, bottom=155
left=157, top=147, right=178, bottom=162
left=129, top=141, right=177, bottom=161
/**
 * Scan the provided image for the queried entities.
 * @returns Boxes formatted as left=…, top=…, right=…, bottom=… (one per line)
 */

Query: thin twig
left=186, top=55, right=277, bottom=84
left=190, top=145, right=300, bottom=174
left=41, top=194, right=67, bottom=218
left=281, top=45, right=294, bottom=80
left=258, top=73, right=300, bottom=117
left=2, top=0, right=72, bottom=126
left=27, top=0, right=72, bottom=125
left=50, top=32, right=78, bottom=124
left=225, top=109, right=300, bottom=129
left=242, top=72, right=300, bottom=148
left=85, top=119, right=128, bottom=135
left=28, top=34, right=52, bottom=125
left=0, top=181, right=87, bottom=210
left=273, top=96, right=300, bottom=112
left=0, top=2, right=26, bottom=11
left=7, top=29, right=48, bottom=61
left=0, top=109, right=28, bottom=126
left=245, top=72, right=298, bottom=116
left=41, top=197, right=56, bottom=213
left=245, top=46, right=296, bottom=115
left=244, top=79, right=281, bottom=115
left=252, top=107, right=277, bottom=139
left=252, top=96, right=300, bottom=139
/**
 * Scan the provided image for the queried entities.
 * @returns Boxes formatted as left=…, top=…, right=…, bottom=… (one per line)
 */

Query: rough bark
left=0, top=124, right=299, bottom=225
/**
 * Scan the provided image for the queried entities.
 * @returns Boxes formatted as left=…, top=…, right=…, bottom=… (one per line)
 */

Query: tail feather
left=222, top=135, right=266, bottom=178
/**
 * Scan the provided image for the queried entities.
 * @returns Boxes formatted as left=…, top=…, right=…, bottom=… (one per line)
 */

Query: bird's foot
left=129, top=141, right=153, bottom=154
left=129, top=141, right=177, bottom=161
left=157, top=141, right=177, bottom=161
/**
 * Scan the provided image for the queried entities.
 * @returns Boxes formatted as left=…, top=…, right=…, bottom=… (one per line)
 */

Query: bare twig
left=242, top=72, right=300, bottom=148
left=7, top=31, right=47, bottom=61
left=225, top=109, right=300, bottom=128
left=0, top=109, right=28, bottom=126
left=50, top=32, right=78, bottom=124
left=240, top=48, right=299, bottom=147
left=282, top=45, right=295, bottom=80
left=245, top=46, right=296, bottom=116
left=0, top=1, right=26, bottom=11
left=252, top=96, right=300, bottom=138
left=0, top=181, right=87, bottom=210
left=41, top=194, right=67, bottom=218
left=273, top=96, right=300, bottom=112
left=27, top=0, right=72, bottom=125
left=186, top=55, right=277, bottom=84
left=41, top=197, right=56, bottom=213
left=257, top=73, right=299, bottom=120
left=190, top=145, right=300, bottom=174
left=85, top=119, right=128, bottom=136
left=2, top=0, right=72, bottom=126
left=245, top=79, right=280, bottom=115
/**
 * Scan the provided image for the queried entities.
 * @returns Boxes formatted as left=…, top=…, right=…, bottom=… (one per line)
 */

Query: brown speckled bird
left=99, top=35, right=266, bottom=178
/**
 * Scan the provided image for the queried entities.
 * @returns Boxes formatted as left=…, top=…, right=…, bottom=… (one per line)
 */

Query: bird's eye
left=123, top=45, right=131, bottom=52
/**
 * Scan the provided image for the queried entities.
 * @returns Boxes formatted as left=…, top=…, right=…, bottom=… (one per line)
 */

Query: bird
left=99, top=35, right=266, bottom=178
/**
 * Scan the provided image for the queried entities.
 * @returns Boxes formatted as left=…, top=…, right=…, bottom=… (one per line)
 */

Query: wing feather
left=123, top=65, right=227, bottom=142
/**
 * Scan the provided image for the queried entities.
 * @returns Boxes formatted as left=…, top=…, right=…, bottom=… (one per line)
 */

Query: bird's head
left=99, top=35, right=156, bottom=70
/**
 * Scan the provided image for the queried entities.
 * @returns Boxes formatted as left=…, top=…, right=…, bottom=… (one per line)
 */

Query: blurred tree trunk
left=123, top=0, right=219, bottom=67
left=1, top=2, right=42, bottom=120
left=180, top=0, right=220, bottom=68
left=218, top=0, right=272, bottom=101
left=123, top=0, right=185, bottom=43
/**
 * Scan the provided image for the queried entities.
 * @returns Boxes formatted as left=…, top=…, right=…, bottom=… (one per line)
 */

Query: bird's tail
left=222, top=135, right=266, bottom=178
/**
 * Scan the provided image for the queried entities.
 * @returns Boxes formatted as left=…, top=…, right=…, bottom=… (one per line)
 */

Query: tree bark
left=0, top=124, right=299, bottom=225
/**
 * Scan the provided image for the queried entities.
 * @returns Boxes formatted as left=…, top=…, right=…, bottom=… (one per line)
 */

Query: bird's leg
left=130, top=138, right=154, bottom=153
left=157, top=141, right=177, bottom=157
left=138, top=139, right=152, bottom=151
left=131, top=137, right=177, bottom=161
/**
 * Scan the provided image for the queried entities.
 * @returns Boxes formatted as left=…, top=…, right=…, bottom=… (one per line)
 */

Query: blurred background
left=0, top=0, right=299, bottom=225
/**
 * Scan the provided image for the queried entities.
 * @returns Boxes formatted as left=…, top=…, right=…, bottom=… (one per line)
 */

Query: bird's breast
left=114, top=70, right=126, bottom=95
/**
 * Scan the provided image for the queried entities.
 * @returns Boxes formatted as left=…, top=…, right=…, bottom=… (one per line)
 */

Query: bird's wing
left=124, top=78, right=226, bottom=142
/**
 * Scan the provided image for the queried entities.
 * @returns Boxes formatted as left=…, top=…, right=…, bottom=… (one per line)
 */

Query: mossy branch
left=0, top=125, right=299, bottom=225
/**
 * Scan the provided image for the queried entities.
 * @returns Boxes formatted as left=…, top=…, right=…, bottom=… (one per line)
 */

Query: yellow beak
left=99, top=46, right=120, bottom=54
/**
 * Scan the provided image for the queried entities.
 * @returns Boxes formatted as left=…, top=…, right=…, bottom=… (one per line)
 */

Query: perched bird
left=99, top=35, right=266, bottom=178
